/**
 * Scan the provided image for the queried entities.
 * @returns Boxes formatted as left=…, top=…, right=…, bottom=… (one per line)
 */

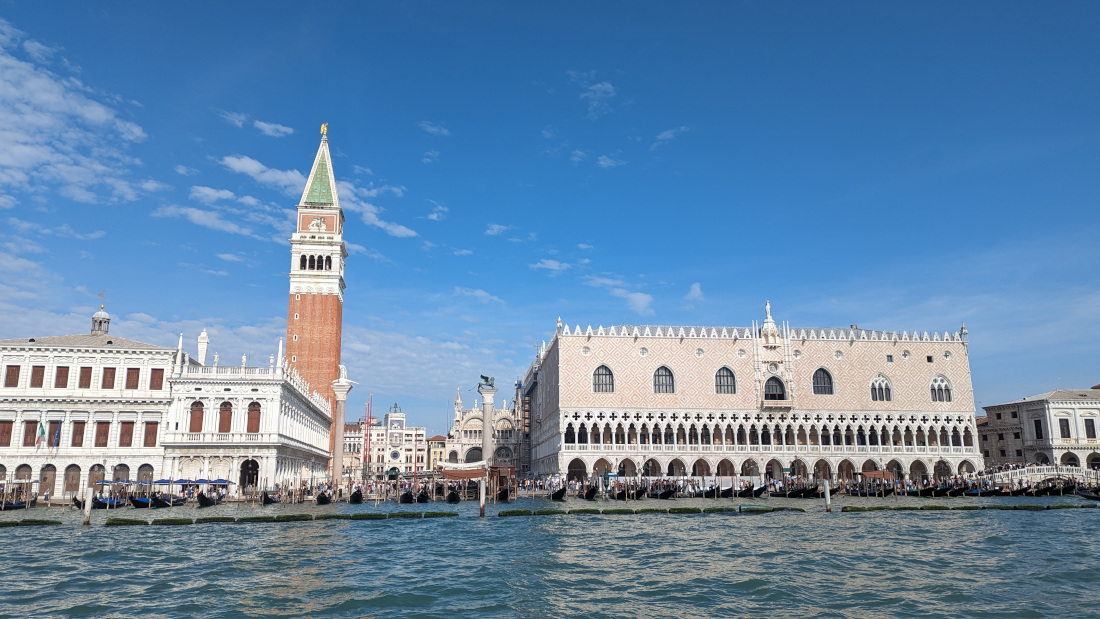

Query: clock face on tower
left=390, top=450, right=401, bottom=461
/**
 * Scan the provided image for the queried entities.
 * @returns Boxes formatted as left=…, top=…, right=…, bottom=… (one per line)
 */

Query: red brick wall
left=286, top=292, right=342, bottom=449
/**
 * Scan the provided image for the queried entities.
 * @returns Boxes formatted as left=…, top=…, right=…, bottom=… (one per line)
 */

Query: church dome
left=93, top=305, right=110, bottom=320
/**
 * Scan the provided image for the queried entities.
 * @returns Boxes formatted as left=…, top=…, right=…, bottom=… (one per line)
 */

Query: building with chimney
left=979, top=389, right=1100, bottom=468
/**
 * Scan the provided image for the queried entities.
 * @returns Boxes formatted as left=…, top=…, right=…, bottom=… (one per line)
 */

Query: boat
left=446, top=490, right=461, bottom=504
left=1008, top=487, right=1028, bottom=496
left=416, top=490, right=431, bottom=503
left=315, top=491, right=332, bottom=506
left=262, top=491, right=280, bottom=505
left=947, top=487, right=966, bottom=497
left=770, top=488, right=806, bottom=499
left=398, top=491, right=414, bottom=504
left=1, top=498, right=37, bottom=509
left=550, top=487, right=567, bottom=501
left=657, top=489, right=675, bottom=500
left=92, top=497, right=126, bottom=509
left=906, top=487, right=937, bottom=498
left=151, top=495, right=186, bottom=508
left=196, top=492, right=222, bottom=508
left=584, top=487, right=598, bottom=501
left=719, top=487, right=734, bottom=499
left=848, top=487, right=895, bottom=498
left=72, top=497, right=84, bottom=509
left=702, top=487, right=718, bottom=499
left=349, top=490, right=363, bottom=504
left=130, top=497, right=153, bottom=509
left=1077, top=489, right=1100, bottom=501
left=496, top=487, right=510, bottom=502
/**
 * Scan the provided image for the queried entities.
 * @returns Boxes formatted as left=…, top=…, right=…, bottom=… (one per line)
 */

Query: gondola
left=702, top=488, right=718, bottom=499
left=584, top=487, right=598, bottom=501
left=398, top=491, right=414, bottom=504
left=446, top=490, right=461, bottom=504
left=947, top=487, right=966, bottom=497
left=615, top=490, right=627, bottom=501
left=496, top=487, right=510, bottom=502
left=72, top=497, right=84, bottom=509
left=848, top=487, right=895, bottom=498
left=315, top=491, right=332, bottom=506
left=719, top=487, right=734, bottom=499
left=262, top=491, right=280, bottom=505
left=1077, top=489, right=1100, bottom=501
left=416, top=490, right=431, bottom=503
left=349, top=490, right=363, bottom=504
left=1, top=498, right=37, bottom=509
left=801, top=488, right=828, bottom=499
left=151, top=495, right=186, bottom=508
left=550, top=487, right=567, bottom=501
left=88, top=497, right=126, bottom=509
left=770, top=488, right=806, bottom=499
left=196, top=492, right=222, bottom=507
left=906, top=487, right=937, bottom=498
left=657, top=489, right=675, bottom=500
left=130, top=497, right=153, bottom=509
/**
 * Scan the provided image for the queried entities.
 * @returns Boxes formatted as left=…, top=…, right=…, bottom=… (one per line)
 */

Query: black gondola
left=719, top=487, right=734, bottom=498
left=398, top=491, right=414, bottom=504
left=1077, top=489, right=1100, bottom=501
left=947, top=487, right=966, bottom=497
left=150, top=495, right=186, bottom=508
left=657, top=489, right=675, bottom=500
left=130, top=497, right=153, bottom=509
left=497, top=487, right=510, bottom=502
left=349, top=490, right=363, bottom=504
left=315, top=491, right=332, bottom=505
left=702, top=488, right=718, bottom=499
left=584, top=487, right=598, bottom=501
left=550, top=487, right=567, bottom=501
left=1, top=498, right=37, bottom=509
left=262, top=491, right=280, bottom=505
left=446, top=490, right=461, bottom=504
left=932, top=487, right=951, bottom=497
left=1009, top=487, right=1029, bottom=496
left=416, top=490, right=431, bottom=503
left=196, top=492, right=221, bottom=507
left=770, top=488, right=806, bottom=499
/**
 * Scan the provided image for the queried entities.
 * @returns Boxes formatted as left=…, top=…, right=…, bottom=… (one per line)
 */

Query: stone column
left=331, top=370, right=353, bottom=485
left=479, top=385, right=497, bottom=466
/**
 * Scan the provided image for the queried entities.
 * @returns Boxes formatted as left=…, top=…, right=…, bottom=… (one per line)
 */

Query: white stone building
left=446, top=386, right=527, bottom=474
left=525, top=302, right=983, bottom=483
left=362, top=404, right=427, bottom=479
left=980, top=389, right=1100, bottom=469
left=0, top=308, right=174, bottom=496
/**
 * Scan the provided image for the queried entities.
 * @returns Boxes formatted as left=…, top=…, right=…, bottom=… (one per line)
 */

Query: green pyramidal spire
left=300, top=130, right=339, bottom=207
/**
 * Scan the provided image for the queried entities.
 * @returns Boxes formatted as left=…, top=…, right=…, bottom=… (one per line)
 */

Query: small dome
left=93, top=304, right=110, bottom=320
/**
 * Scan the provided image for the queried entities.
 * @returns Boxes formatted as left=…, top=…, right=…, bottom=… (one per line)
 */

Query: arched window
left=930, top=376, right=952, bottom=402
left=308, top=255, right=316, bottom=270
left=593, top=365, right=614, bottom=393
left=189, top=401, right=204, bottom=433
left=324, top=256, right=332, bottom=270
left=299, top=255, right=307, bottom=270
left=764, top=377, right=785, bottom=400
left=870, top=376, right=892, bottom=402
left=564, top=424, right=575, bottom=444
left=218, top=402, right=232, bottom=433
left=653, top=366, right=675, bottom=393
left=812, top=368, right=834, bottom=395
left=247, top=402, right=261, bottom=433
left=715, top=367, right=736, bottom=394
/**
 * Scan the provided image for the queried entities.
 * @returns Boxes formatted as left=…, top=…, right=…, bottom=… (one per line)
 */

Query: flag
left=52, top=422, right=61, bottom=449
left=35, top=421, right=46, bottom=451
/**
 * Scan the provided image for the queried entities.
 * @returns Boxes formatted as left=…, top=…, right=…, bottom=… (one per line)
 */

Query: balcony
left=761, top=398, right=794, bottom=409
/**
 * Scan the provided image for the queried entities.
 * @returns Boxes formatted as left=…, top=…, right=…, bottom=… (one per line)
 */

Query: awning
left=442, top=469, right=488, bottom=480
left=860, top=470, right=895, bottom=480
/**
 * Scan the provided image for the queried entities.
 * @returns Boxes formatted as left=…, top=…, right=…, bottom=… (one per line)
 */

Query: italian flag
left=35, top=421, right=46, bottom=451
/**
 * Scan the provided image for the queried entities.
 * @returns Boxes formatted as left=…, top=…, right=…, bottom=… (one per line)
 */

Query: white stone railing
left=561, top=443, right=980, bottom=457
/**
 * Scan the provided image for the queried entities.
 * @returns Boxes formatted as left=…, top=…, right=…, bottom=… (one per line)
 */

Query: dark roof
left=0, top=334, right=172, bottom=351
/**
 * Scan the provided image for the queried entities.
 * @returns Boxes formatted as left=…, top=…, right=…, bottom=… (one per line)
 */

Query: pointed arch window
left=930, top=376, right=952, bottom=402
left=653, top=366, right=675, bottom=394
left=871, top=376, right=892, bottom=402
left=593, top=365, right=614, bottom=393
left=715, top=367, right=736, bottom=394
left=812, top=368, right=834, bottom=395
left=764, top=377, right=786, bottom=400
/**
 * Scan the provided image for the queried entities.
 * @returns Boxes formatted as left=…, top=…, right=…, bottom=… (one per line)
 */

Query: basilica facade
left=525, top=303, right=983, bottom=483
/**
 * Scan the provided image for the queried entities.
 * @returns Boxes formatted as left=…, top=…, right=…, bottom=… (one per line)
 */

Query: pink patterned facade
left=525, top=303, right=983, bottom=482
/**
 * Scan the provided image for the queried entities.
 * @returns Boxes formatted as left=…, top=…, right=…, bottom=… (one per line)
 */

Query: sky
left=0, top=3, right=1097, bottom=435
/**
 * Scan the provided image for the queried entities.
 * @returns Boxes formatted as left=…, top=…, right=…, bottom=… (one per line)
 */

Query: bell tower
left=286, top=125, right=346, bottom=438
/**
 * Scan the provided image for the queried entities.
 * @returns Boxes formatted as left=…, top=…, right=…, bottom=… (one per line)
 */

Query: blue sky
left=0, top=3, right=1097, bottom=434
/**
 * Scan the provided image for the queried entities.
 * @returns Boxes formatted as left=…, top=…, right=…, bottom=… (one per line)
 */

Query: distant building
left=342, top=421, right=364, bottom=481
left=446, top=386, right=527, bottom=474
left=980, top=389, right=1100, bottom=468
left=426, top=434, right=447, bottom=472
left=362, top=404, right=427, bottom=479
left=523, top=303, right=983, bottom=483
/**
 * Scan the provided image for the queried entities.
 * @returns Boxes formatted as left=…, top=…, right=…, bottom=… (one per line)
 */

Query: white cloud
left=651, top=125, right=690, bottom=150
left=570, top=150, right=587, bottom=164
left=453, top=249, right=473, bottom=256
left=216, top=253, right=244, bottom=262
left=541, top=126, right=556, bottom=139
left=685, top=282, right=704, bottom=302
left=218, top=110, right=247, bottom=128
left=253, top=120, right=293, bottom=137
left=530, top=259, right=571, bottom=274
left=581, top=82, right=616, bottom=120
left=21, top=39, right=55, bottom=64
left=189, top=185, right=236, bottom=204
left=454, top=287, right=503, bottom=304
left=418, top=121, right=451, bottom=137
left=577, top=243, right=593, bottom=250
left=152, top=205, right=259, bottom=239
left=485, top=223, right=511, bottom=236
left=174, top=165, right=198, bottom=176
left=352, top=165, right=373, bottom=176
left=0, top=195, right=15, bottom=209
left=139, top=179, right=171, bottom=192
left=219, top=155, right=305, bottom=196
left=421, top=149, right=439, bottom=164
left=597, top=155, right=626, bottom=168
left=611, top=288, right=655, bottom=316
left=425, top=201, right=447, bottom=221
left=584, top=275, right=627, bottom=288
left=345, top=242, right=390, bottom=261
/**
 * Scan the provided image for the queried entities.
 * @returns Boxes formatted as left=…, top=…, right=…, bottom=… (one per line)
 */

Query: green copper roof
left=303, top=149, right=334, bottom=204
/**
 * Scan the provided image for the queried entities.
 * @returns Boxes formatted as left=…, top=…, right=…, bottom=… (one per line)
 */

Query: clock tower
left=286, top=126, right=346, bottom=448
